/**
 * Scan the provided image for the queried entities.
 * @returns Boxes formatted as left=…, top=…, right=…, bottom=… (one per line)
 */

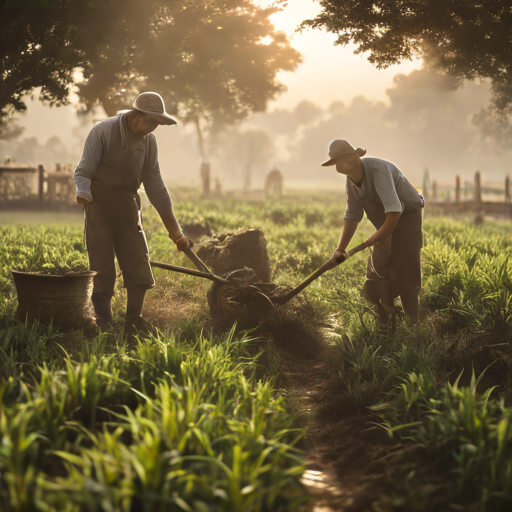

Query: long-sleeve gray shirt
left=344, top=157, right=423, bottom=228
left=74, top=112, right=172, bottom=210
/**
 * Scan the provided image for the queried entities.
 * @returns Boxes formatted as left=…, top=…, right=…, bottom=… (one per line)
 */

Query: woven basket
left=12, top=270, right=97, bottom=330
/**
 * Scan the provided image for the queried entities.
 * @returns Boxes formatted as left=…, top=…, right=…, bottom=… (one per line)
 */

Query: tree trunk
left=194, top=117, right=210, bottom=198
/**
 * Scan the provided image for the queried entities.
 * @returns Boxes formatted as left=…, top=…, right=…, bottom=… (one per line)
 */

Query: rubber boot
left=91, top=292, right=114, bottom=331
left=124, top=286, right=156, bottom=341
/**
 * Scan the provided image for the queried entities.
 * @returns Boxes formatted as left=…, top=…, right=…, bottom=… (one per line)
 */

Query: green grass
left=322, top=215, right=512, bottom=510
left=0, top=327, right=307, bottom=511
left=2, top=194, right=512, bottom=511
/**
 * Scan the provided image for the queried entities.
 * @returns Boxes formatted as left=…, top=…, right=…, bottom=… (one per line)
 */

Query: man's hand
left=171, top=233, right=190, bottom=252
left=76, top=192, right=92, bottom=207
left=333, top=249, right=347, bottom=263
left=325, top=249, right=346, bottom=270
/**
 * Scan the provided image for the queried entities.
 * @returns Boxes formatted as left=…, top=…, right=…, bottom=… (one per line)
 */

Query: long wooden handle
left=278, top=241, right=368, bottom=304
left=150, top=260, right=228, bottom=284
left=184, top=248, right=212, bottom=273
left=344, top=241, right=368, bottom=260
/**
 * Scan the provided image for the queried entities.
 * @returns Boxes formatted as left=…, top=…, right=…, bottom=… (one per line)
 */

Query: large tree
left=302, top=0, right=512, bottom=110
left=80, top=0, right=302, bottom=162
left=0, top=0, right=152, bottom=124
left=1, top=0, right=301, bottom=147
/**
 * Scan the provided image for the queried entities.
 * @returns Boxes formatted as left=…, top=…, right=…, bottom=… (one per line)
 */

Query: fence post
left=474, top=171, right=481, bottom=209
left=464, top=180, right=471, bottom=199
left=455, top=175, right=460, bottom=204
left=432, top=180, right=437, bottom=199
left=38, top=165, right=45, bottom=203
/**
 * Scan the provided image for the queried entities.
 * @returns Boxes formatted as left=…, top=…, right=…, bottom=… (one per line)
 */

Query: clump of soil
left=206, top=267, right=291, bottom=330
left=196, top=228, right=272, bottom=283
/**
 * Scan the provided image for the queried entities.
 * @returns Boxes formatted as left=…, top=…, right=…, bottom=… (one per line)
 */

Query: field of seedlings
left=1, top=189, right=512, bottom=512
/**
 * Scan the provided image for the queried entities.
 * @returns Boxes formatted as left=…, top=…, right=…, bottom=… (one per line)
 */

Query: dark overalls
left=86, top=118, right=154, bottom=304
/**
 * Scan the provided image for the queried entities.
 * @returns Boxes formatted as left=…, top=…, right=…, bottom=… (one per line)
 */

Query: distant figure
left=264, top=167, right=283, bottom=199
left=74, top=92, right=190, bottom=336
left=322, top=139, right=424, bottom=325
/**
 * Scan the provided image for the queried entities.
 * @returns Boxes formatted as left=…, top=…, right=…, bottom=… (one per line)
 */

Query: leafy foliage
left=302, top=0, right=512, bottom=111
left=0, top=0, right=301, bottom=133
left=0, top=330, right=306, bottom=511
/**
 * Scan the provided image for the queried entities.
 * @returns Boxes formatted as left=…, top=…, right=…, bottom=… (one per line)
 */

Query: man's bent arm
left=152, top=200, right=183, bottom=241
left=365, top=212, right=401, bottom=246
left=142, top=169, right=183, bottom=240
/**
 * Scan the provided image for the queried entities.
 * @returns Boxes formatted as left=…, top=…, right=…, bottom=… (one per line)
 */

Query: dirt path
left=301, top=468, right=351, bottom=511
left=275, top=338, right=383, bottom=512
left=146, top=281, right=380, bottom=510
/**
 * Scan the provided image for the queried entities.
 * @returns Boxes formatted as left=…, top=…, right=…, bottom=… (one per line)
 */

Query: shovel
left=272, top=241, right=368, bottom=305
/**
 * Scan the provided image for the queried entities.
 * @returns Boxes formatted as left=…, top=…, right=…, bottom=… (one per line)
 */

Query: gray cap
left=133, top=92, right=177, bottom=126
left=321, top=139, right=366, bottom=166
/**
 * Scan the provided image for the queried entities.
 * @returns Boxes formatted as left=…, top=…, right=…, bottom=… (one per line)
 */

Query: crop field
left=1, top=189, right=512, bottom=511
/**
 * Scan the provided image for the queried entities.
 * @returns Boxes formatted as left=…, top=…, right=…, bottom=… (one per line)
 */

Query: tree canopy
left=302, top=0, right=512, bottom=110
left=1, top=0, right=301, bottom=131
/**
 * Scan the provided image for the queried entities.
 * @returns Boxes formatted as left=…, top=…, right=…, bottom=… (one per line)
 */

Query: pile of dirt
left=196, top=228, right=272, bottom=283
left=206, top=267, right=291, bottom=330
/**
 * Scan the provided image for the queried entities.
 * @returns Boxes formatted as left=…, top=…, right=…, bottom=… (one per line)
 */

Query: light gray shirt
left=74, top=113, right=171, bottom=209
left=344, top=157, right=423, bottom=226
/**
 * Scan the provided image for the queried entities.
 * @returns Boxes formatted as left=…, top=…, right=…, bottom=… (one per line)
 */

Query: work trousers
left=362, top=207, right=423, bottom=308
left=85, top=204, right=154, bottom=299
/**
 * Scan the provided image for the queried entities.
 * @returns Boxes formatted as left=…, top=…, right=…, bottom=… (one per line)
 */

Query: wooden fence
left=424, top=171, right=511, bottom=217
left=0, top=164, right=77, bottom=209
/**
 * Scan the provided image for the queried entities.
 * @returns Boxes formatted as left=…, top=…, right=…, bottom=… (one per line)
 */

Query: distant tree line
left=302, top=0, right=512, bottom=144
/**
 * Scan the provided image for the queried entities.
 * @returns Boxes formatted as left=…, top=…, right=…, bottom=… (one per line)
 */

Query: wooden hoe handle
left=184, top=248, right=212, bottom=273
left=277, top=241, right=368, bottom=304
left=150, top=260, right=229, bottom=284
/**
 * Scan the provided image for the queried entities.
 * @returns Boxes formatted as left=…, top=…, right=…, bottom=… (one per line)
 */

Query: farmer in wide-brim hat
left=323, top=139, right=424, bottom=324
left=74, top=92, right=190, bottom=336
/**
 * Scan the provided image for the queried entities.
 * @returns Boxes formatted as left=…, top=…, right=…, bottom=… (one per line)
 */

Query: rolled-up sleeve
left=74, top=126, right=105, bottom=198
left=374, top=167, right=403, bottom=213
left=344, top=183, right=364, bottom=222
left=141, top=134, right=172, bottom=211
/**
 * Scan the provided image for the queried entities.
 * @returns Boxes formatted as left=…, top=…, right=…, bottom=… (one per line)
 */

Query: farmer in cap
left=74, top=92, right=190, bottom=335
left=323, top=139, right=424, bottom=324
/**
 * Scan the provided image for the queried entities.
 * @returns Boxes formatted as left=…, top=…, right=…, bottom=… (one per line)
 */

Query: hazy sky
left=261, top=0, right=422, bottom=109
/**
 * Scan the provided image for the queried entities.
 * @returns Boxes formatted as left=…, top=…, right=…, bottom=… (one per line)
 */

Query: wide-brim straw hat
left=132, top=92, right=177, bottom=126
left=321, top=139, right=366, bottom=166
